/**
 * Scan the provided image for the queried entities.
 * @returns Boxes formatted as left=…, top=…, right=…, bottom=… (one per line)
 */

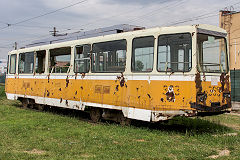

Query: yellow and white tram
left=5, top=24, right=231, bottom=124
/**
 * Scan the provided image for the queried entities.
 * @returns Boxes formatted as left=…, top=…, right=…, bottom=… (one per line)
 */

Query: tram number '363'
left=207, top=86, right=221, bottom=97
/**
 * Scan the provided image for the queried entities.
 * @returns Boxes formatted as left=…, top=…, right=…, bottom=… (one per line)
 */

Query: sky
left=0, top=0, right=239, bottom=59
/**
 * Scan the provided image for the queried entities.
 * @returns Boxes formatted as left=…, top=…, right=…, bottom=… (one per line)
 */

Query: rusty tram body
left=5, top=24, right=231, bottom=124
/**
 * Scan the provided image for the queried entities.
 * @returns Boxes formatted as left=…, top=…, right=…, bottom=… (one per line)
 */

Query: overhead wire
left=1, top=0, right=240, bottom=50
left=0, top=0, right=88, bottom=30
left=164, top=0, right=240, bottom=26
left=0, top=0, right=173, bottom=48
left=127, top=0, right=187, bottom=24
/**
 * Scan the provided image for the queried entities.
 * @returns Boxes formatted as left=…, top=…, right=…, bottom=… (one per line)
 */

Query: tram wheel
left=21, top=99, right=29, bottom=109
left=90, top=107, right=102, bottom=122
left=119, top=114, right=131, bottom=126
left=36, top=104, right=44, bottom=111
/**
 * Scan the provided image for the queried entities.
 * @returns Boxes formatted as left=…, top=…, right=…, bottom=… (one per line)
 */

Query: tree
left=136, top=60, right=144, bottom=71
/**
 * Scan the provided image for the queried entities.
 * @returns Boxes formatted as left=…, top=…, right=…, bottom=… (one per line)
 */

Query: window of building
left=158, top=33, right=192, bottom=72
left=9, top=54, right=17, bottom=74
left=74, top=44, right=91, bottom=73
left=132, top=36, right=154, bottom=72
left=50, top=47, right=71, bottom=73
left=35, top=50, right=46, bottom=74
left=18, top=52, right=34, bottom=74
left=92, top=40, right=126, bottom=72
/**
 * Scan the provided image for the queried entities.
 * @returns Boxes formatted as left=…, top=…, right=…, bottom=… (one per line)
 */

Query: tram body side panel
left=5, top=77, right=196, bottom=111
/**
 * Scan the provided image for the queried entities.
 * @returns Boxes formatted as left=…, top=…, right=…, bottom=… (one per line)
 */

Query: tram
left=5, top=24, right=231, bottom=124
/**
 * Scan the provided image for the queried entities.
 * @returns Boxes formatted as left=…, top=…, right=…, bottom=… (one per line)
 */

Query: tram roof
left=9, top=24, right=227, bottom=54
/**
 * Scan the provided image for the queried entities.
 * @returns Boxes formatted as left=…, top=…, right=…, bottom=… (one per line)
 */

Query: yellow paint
left=5, top=77, right=229, bottom=111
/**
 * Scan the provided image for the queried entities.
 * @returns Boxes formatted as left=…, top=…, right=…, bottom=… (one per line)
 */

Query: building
left=220, top=10, right=240, bottom=110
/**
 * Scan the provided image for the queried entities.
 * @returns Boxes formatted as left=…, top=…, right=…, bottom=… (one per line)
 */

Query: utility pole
left=50, top=27, right=59, bottom=37
left=49, top=27, right=67, bottom=37
left=14, top=42, right=17, bottom=50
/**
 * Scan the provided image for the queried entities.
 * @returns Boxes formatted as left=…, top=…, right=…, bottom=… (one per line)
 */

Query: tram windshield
left=197, top=34, right=228, bottom=73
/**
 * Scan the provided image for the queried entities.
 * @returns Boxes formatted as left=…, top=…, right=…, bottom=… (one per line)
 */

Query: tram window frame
left=18, top=52, right=35, bottom=74
left=49, top=47, right=71, bottom=74
left=9, top=54, right=17, bottom=74
left=35, top=50, right=46, bottom=74
left=7, top=55, right=9, bottom=74
left=157, top=33, right=192, bottom=73
left=197, top=33, right=228, bottom=73
left=131, top=36, right=155, bottom=73
left=91, top=39, right=127, bottom=73
left=74, top=44, right=91, bottom=73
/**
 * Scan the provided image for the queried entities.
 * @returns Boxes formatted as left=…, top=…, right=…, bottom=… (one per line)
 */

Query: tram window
left=35, top=50, right=46, bottom=74
left=7, top=55, right=9, bottom=74
left=92, top=40, right=126, bottom=73
left=158, top=33, right=192, bottom=72
left=9, top=54, right=17, bottom=74
left=50, top=47, right=71, bottom=73
left=18, top=52, right=34, bottom=74
left=74, top=45, right=91, bottom=73
left=132, top=36, right=154, bottom=72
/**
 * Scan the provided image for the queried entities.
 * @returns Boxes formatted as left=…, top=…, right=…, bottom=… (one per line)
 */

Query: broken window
left=74, top=44, right=91, bottom=73
left=92, top=40, right=126, bottom=72
left=18, top=52, right=34, bottom=74
left=158, top=33, right=192, bottom=72
left=132, top=36, right=154, bottom=72
left=35, top=50, right=46, bottom=74
left=9, top=54, right=17, bottom=74
left=50, top=47, right=71, bottom=73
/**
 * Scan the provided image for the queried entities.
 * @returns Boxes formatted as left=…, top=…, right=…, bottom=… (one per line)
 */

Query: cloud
left=0, top=0, right=238, bottom=59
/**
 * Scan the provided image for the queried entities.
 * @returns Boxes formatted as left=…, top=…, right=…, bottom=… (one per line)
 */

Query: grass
left=0, top=85, right=240, bottom=160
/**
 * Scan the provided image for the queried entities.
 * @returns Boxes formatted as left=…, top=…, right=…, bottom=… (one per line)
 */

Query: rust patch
left=75, top=91, right=77, bottom=95
left=147, top=94, right=151, bottom=99
left=195, top=72, right=207, bottom=105
left=195, top=72, right=202, bottom=94
left=66, top=76, right=69, bottom=88
left=225, top=75, right=230, bottom=92
left=115, top=85, right=119, bottom=91
left=161, top=98, right=164, bottom=102
left=81, top=73, right=86, bottom=78
left=75, top=73, right=77, bottom=79
left=117, top=73, right=125, bottom=87
left=46, top=90, right=50, bottom=97
left=59, top=88, right=61, bottom=91
left=103, top=86, right=110, bottom=94
left=220, top=73, right=225, bottom=92
left=166, top=85, right=175, bottom=102
left=221, top=74, right=231, bottom=106
left=47, top=74, right=50, bottom=83
left=80, top=86, right=83, bottom=90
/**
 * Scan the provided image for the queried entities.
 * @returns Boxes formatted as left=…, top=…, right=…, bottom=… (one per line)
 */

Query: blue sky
left=0, top=0, right=239, bottom=59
